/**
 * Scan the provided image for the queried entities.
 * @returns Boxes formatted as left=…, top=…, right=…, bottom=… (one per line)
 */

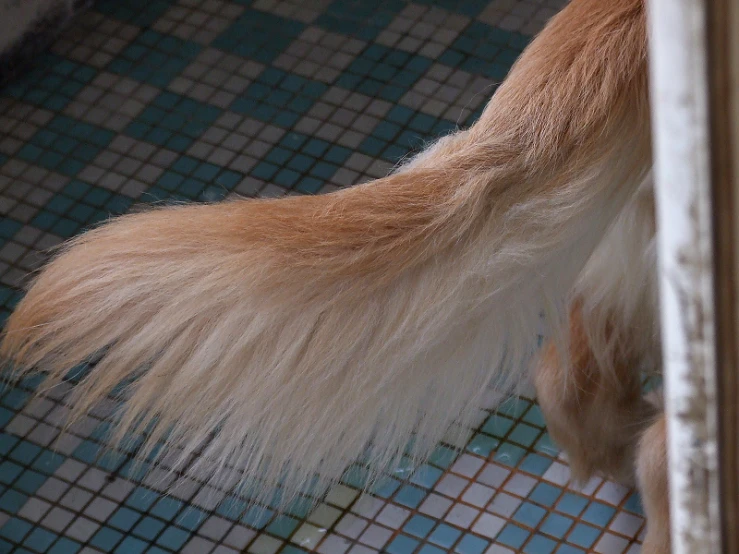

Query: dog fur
left=1, top=0, right=670, bottom=550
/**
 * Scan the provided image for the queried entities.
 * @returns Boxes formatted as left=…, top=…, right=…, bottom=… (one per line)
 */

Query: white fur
left=575, top=176, right=662, bottom=376
left=1, top=0, right=653, bottom=511
left=5, top=133, right=649, bottom=508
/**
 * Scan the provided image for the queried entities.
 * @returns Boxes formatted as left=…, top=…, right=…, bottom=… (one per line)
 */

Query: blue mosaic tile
left=283, top=547, right=308, bottom=554
left=0, top=461, right=23, bottom=484
left=0, top=55, right=96, bottom=110
left=316, top=0, right=405, bottom=41
left=48, top=538, right=82, bottom=554
left=125, top=487, right=159, bottom=513
left=71, top=439, right=104, bottom=465
left=287, top=497, right=315, bottom=519
left=108, top=30, right=203, bottom=88
left=1, top=391, right=29, bottom=411
left=556, top=545, right=585, bottom=554
left=213, top=9, right=306, bottom=65
left=116, top=535, right=149, bottom=554
left=513, top=502, right=547, bottom=528
left=534, top=432, right=560, bottom=456
left=337, top=44, right=433, bottom=102
left=8, top=441, right=42, bottom=465
left=0, top=489, right=29, bottom=514
left=0, top=219, right=21, bottom=240
left=14, top=470, right=47, bottom=495
left=524, top=534, right=558, bottom=554
left=581, top=501, right=616, bottom=527
left=131, top=517, right=166, bottom=541
left=31, top=451, right=64, bottom=476
left=387, top=534, right=420, bottom=554
left=394, top=485, right=427, bottom=508
left=497, top=523, right=530, bottom=550
left=0, top=517, right=33, bottom=543
left=255, top=131, right=352, bottom=192
left=151, top=154, right=245, bottom=201
left=519, top=453, right=553, bottom=476
left=440, top=22, right=530, bottom=81
left=18, top=116, right=114, bottom=176
left=0, top=409, right=11, bottom=430
left=340, top=464, right=370, bottom=489
left=414, top=0, right=490, bottom=17
left=266, top=514, right=300, bottom=538
left=89, top=527, right=124, bottom=551
left=540, top=513, right=574, bottom=540
left=522, top=405, right=547, bottom=427
left=567, top=522, right=601, bottom=549
left=241, top=506, right=274, bottom=530
left=410, top=464, right=444, bottom=488
left=155, top=526, right=190, bottom=550
left=358, top=106, right=456, bottom=162
left=466, top=433, right=499, bottom=457
left=497, top=397, right=532, bottom=419
left=126, top=91, right=222, bottom=151
left=481, top=414, right=515, bottom=438
left=493, top=441, right=527, bottom=467
left=429, top=524, right=462, bottom=549
left=428, top=446, right=459, bottom=469
left=508, top=422, right=541, bottom=447
left=174, top=507, right=207, bottom=532
left=454, top=534, right=489, bottom=554
left=529, top=483, right=563, bottom=507
left=231, top=68, right=328, bottom=128
left=96, top=0, right=175, bottom=26
left=23, top=528, right=59, bottom=551
left=556, top=493, right=589, bottom=518
left=150, top=497, right=183, bottom=521
left=31, top=181, right=133, bottom=237
left=372, top=477, right=401, bottom=499
left=404, top=515, right=436, bottom=539
left=109, top=507, right=142, bottom=532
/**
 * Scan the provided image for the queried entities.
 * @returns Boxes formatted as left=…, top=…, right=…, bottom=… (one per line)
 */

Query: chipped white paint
left=647, top=0, right=723, bottom=552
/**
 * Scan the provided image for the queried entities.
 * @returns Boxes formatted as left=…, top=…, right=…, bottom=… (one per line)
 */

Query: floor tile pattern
left=0, top=0, right=648, bottom=553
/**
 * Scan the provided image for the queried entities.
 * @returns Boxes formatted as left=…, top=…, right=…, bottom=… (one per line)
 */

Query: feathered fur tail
left=2, top=0, right=650, bottom=505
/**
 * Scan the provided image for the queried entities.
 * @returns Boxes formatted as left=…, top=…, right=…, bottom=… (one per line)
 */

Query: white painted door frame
left=647, top=0, right=738, bottom=551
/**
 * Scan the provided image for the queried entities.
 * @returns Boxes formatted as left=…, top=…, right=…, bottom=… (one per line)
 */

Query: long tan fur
left=1, top=0, right=650, bottom=506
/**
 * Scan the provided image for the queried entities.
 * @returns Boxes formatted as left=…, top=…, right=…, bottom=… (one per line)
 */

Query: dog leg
left=535, top=304, right=656, bottom=484
left=536, top=178, right=660, bottom=484
left=636, top=412, right=670, bottom=554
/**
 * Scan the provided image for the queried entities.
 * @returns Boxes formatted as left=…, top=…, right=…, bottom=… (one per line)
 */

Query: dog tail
left=1, top=0, right=649, bottom=504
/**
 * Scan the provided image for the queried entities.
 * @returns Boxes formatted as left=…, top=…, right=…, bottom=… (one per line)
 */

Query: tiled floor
left=0, top=0, right=649, bottom=553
